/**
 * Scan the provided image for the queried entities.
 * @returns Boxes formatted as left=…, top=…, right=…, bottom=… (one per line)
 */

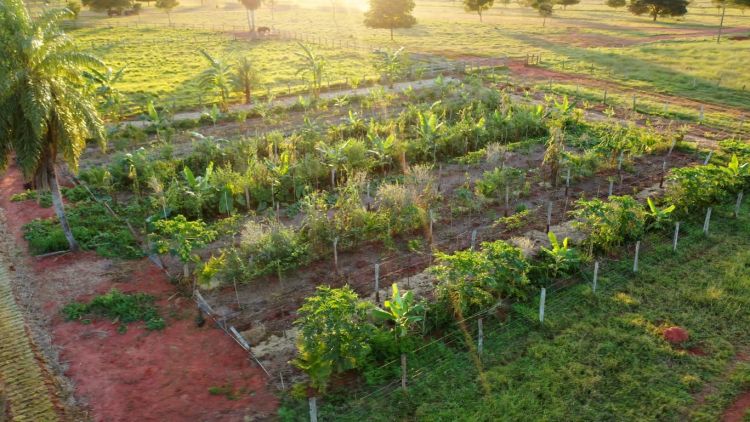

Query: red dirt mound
left=663, top=326, right=689, bottom=344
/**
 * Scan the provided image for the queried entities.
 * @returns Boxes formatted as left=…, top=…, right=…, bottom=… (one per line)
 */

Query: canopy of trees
left=627, top=0, right=688, bottom=20
left=463, top=0, right=494, bottom=21
left=82, top=0, right=132, bottom=13
left=606, top=0, right=627, bottom=8
left=364, top=0, right=417, bottom=40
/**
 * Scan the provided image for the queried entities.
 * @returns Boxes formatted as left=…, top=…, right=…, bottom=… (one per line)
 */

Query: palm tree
left=239, top=0, right=261, bottom=32
left=197, top=49, right=233, bottom=112
left=295, top=42, right=327, bottom=100
left=0, top=1, right=105, bottom=252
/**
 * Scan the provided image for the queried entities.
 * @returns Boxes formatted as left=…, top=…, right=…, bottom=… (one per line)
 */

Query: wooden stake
left=704, top=151, right=713, bottom=165
left=546, top=201, right=553, bottom=233
left=374, top=263, right=380, bottom=304
left=333, top=237, right=339, bottom=272
left=592, top=261, right=599, bottom=293
left=539, top=288, right=546, bottom=323
left=401, top=354, right=407, bottom=390
left=477, top=318, right=484, bottom=354
left=659, top=160, right=667, bottom=188
left=735, top=192, right=744, bottom=217
left=504, top=185, right=510, bottom=217
left=608, top=180, right=614, bottom=197
left=673, top=222, right=680, bottom=252
left=471, top=230, right=478, bottom=250
left=633, top=241, right=640, bottom=273
left=703, top=207, right=712, bottom=235
left=309, top=397, right=318, bottom=422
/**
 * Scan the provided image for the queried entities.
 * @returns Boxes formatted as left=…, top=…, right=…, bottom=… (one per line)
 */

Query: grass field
left=281, top=200, right=750, bottom=420
left=70, top=25, right=378, bottom=114
left=64, top=0, right=750, bottom=115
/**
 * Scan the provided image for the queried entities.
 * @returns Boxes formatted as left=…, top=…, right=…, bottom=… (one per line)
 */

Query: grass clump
left=63, top=289, right=165, bottom=333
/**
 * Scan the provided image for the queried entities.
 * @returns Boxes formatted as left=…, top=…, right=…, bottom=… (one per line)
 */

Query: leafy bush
left=293, top=286, right=374, bottom=393
left=537, top=231, right=582, bottom=283
left=665, top=165, right=735, bottom=212
left=432, top=240, right=530, bottom=318
left=571, top=195, right=646, bottom=253
left=475, top=166, right=525, bottom=200
left=62, top=289, right=164, bottom=333
left=10, top=190, right=52, bottom=207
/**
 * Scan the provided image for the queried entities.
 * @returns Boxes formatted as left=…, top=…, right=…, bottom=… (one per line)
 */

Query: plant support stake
left=401, top=354, right=408, bottom=390
left=735, top=192, right=744, bottom=218
left=633, top=241, right=640, bottom=273
left=478, top=318, right=484, bottom=354
left=546, top=201, right=553, bottom=233
left=673, top=222, right=680, bottom=252
left=471, top=229, right=477, bottom=250
left=539, top=288, right=546, bottom=323
left=592, top=261, right=599, bottom=293
left=309, top=397, right=318, bottom=422
left=333, top=237, right=339, bottom=272
left=704, top=151, right=713, bottom=165
left=703, top=208, right=712, bottom=235
left=374, top=263, right=380, bottom=304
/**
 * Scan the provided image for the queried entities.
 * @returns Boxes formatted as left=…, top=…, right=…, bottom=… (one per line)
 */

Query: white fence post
left=309, top=397, right=318, bottom=422
left=633, top=241, right=640, bottom=273
left=703, top=208, right=712, bottom=235
left=735, top=192, right=744, bottom=217
left=374, top=263, right=380, bottom=304
left=673, top=222, right=680, bottom=251
left=471, top=229, right=477, bottom=250
left=592, top=261, right=599, bottom=293
left=477, top=318, right=484, bottom=354
left=539, top=288, right=546, bottom=323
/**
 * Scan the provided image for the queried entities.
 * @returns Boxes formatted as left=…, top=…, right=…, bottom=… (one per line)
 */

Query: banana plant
left=372, top=284, right=424, bottom=344
left=145, top=100, right=173, bottom=144
left=83, top=64, right=127, bottom=120
left=645, top=197, right=675, bottom=231
left=540, top=231, right=581, bottom=279
left=417, top=104, right=445, bottom=164
left=367, top=132, right=396, bottom=173
left=317, top=140, right=350, bottom=188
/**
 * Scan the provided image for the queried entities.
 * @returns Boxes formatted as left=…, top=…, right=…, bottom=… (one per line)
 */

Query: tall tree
left=81, top=0, right=132, bottom=14
left=239, top=0, right=261, bottom=32
left=556, top=0, right=580, bottom=9
left=155, top=0, right=178, bottom=25
left=713, top=0, right=750, bottom=42
left=525, top=0, right=554, bottom=26
left=0, top=0, right=105, bottom=251
left=463, top=0, right=494, bottom=21
left=606, top=0, right=627, bottom=8
left=364, top=0, right=417, bottom=40
left=627, top=0, right=688, bottom=21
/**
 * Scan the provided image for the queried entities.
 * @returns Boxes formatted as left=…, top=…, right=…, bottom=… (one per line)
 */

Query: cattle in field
left=257, top=26, right=271, bottom=35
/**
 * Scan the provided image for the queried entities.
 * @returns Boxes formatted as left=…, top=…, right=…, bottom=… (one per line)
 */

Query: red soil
left=663, top=326, right=689, bottom=344
left=0, top=164, right=278, bottom=421
left=723, top=392, right=750, bottom=422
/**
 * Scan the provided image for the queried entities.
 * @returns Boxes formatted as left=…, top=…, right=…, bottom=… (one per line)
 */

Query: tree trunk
left=717, top=6, right=726, bottom=43
left=246, top=8, right=253, bottom=32
left=479, top=11, right=482, bottom=21
left=251, top=9, right=256, bottom=31
left=48, top=163, right=79, bottom=252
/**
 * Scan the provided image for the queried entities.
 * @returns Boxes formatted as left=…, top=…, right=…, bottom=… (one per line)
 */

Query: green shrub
left=10, top=190, right=52, bottom=207
left=475, top=167, right=525, bottom=200
left=62, top=289, right=164, bottom=333
left=571, top=195, right=646, bottom=253
left=23, top=201, right=144, bottom=258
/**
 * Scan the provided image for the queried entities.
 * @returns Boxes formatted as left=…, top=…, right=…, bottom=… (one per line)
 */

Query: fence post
left=603, top=89, right=607, bottom=105
left=703, top=208, right=712, bottom=235
left=633, top=241, right=640, bottom=273
left=401, top=354, right=407, bottom=390
left=546, top=201, right=553, bottom=233
left=565, top=168, right=571, bottom=197
left=673, top=222, right=680, bottom=251
left=592, top=261, right=599, bottom=293
left=608, top=180, right=614, bottom=197
left=699, top=104, right=705, bottom=122
left=539, top=288, right=546, bottom=323
left=471, top=229, right=477, bottom=250
left=333, top=237, right=339, bottom=272
left=632, top=94, right=637, bottom=111
left=659, top=160, right=667, bottom=188
left=477, top=318, right=484, bottom=354
left=374, top=263, right=380, bottom=304
left=736, top=192, right=744, bottom=217
left=309, top=397, right=318, bottom=422
left=704, top=151, right=713, bottom=165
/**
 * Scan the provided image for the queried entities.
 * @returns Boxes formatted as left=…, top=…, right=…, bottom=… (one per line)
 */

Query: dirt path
left=120, top=77, right=447, bottom=128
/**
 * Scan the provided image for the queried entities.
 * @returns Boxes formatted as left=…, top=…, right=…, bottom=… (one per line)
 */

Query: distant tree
left=627, top=0, right=688, bottom=21
left=197, top=49, right=233, bottom=112
left=239, top=0, right=261, bottom=32
left=463, top=0, right=494, bottom=21
left=525, top=0, right=554, bottom=26
left=556, top=0, right=580, bottom=9
left=0, top=2, right=105, bottom=251
left=66, top=0, right=82, bottom=17
left=233, top=57, right=258, bottom=104
left=83, top=65, right=127, bottom=120
left=364, top=0, right=417, bottom=40
left=155, top=0, right=178, bottom=25
left=713, top=0, right=750, bottom=42
left=606, top=0, right=627, bottom=8
left=82, top=0, right=132, bottom=14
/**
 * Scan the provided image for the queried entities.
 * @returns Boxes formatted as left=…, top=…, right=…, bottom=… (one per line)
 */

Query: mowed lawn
left=294, top=201, right=750, bottom=421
